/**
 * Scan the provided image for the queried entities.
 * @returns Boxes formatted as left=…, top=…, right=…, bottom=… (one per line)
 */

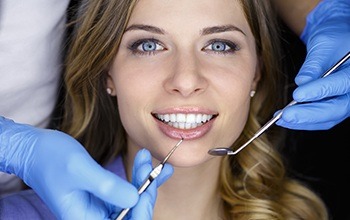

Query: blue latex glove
left=0, top=117, right=172, bottom=219
left=276, top=0, right=350, bottom=130
left=111, top=149, right=174, bottom=219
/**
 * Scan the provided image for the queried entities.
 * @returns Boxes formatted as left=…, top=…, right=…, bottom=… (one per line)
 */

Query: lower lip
left=154, top=117, right=215, bottom=140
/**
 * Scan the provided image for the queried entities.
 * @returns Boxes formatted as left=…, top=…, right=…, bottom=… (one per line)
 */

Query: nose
left=164, top=52, right=208, bottom=97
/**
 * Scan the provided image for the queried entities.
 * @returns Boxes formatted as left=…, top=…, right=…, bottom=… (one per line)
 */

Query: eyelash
left=203, top=39, right=240, bottom=55
left=128, top=38, right=165, bottom=56
left=128, top=38, right=239, bottom=56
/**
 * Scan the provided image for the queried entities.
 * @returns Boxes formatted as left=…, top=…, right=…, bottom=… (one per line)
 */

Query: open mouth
left=153, top=113, right=217, bottom=129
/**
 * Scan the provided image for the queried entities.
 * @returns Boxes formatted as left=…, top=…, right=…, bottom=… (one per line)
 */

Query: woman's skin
left=106, top=0, right=260, bottom=219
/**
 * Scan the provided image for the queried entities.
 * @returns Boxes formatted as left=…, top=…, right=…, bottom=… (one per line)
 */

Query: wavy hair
left=62, top=0, right=328, bottom=219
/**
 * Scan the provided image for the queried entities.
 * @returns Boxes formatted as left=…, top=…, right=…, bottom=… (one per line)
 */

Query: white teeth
left=155, top=113, right=213, bottom=129
left=196, top=114, right=202, bottom=123
left=187, top=114, right=196, bottom=123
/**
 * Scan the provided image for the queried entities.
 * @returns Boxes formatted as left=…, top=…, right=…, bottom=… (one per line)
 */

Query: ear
left=251, top=57, right=262, bottom=91
left=106, top=72, right=117, bottom=96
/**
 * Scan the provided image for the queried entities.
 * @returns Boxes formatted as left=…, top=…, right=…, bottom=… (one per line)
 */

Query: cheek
left=113, top=69, right=158, bottom=133
left=211, top=68, right=254, bottom=146
left=115, top=85, right=150, bottom=149
left=115, top=77, right=148, bottom=112
left=216, top=95, right=251, bottom=148
left=112, top=57, right=156, bottom=102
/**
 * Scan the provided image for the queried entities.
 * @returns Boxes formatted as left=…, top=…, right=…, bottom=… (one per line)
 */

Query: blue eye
left=129, top=39, right=165, bottom=55
left=141, top=40, right=157, bottom=51
left=211, top=41, right=229, bottom=51
left=203, top=39, right=239, bottom=54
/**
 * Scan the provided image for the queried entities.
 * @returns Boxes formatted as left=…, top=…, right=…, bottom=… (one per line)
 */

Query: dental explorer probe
left=208, top=51, right=350, bottom=156
left=112, top=138, right=184, bottom=220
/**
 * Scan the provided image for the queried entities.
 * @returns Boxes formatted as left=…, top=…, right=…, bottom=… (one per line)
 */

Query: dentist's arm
left=0, top=117, right=138, bottom=219
left=272, top=0, right=350, bottom=130
left=0, top=117, right=174, bottom=219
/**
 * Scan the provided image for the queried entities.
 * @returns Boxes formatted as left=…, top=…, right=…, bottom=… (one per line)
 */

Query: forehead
left=128, top=0, right=250, bottom=34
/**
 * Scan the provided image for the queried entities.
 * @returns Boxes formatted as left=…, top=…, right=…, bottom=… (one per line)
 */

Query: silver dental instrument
left=112, top=138, right=184, bottom=220
left=208, top=51, right=350, bottom=156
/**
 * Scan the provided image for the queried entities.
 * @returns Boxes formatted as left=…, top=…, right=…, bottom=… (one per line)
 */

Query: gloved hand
left=0, top=116, right=173, bottom=219
left=276, top=0, right=350, bottom=130
left=110, top=149, right=173, bottom=219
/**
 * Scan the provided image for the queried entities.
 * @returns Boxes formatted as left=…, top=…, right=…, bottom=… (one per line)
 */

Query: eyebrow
left=125, top=24, right=165, bottom=34
left=201, top=25, right=246, bottom=36
left=124, top=24, right=246, bottom=36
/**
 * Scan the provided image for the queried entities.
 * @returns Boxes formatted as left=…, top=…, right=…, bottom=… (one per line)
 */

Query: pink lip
left=154, top=116, right=216, bottom=140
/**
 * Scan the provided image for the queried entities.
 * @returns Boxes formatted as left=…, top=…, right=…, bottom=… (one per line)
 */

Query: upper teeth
left=155, top=113, right=213, bottom=129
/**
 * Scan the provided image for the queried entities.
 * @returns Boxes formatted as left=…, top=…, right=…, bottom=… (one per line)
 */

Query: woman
left=0, top=0, right=328, bottom=219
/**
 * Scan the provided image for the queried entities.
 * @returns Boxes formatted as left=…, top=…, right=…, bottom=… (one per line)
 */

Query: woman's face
left=107, top=0, right=260, bottom=166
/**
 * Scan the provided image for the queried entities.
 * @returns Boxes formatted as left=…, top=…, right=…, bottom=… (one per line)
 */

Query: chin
left=167, top=149, right=219, bottom=168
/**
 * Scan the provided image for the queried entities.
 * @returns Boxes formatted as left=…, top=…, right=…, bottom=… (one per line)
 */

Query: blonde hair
left=62, top=0, right=328, bottom=219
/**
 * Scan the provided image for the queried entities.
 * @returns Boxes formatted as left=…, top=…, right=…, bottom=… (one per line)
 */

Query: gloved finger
left=133, top=162, right=153, bottom=189
left=132, top=149, right=174, bottom=187
left=118, top=150, right=154, bottom=220
left=71, top=159, right=139, bottom=209
left=132, top=149, right=153, bottom=187
left=129, top=183, right=156, bottom=220
left=154, top=163, right=173, bottom=187
left=293, top=66, right=350, bottom=102
left=29, top=131, right=139, bottom=209
left=295, top=45, right=333, bottom=86
left=130, top=165, right=173, bottom=219
left=58, top=191, right=109, bottom=220
left=0, top=117, right=37, bottom=175
left=296, top=33, right=350, bottom=86
left=128, top=150, right=174, bottom=219
left=276, top=95, right=349, bottom=130
left=0, top=116, right=29, bottom=132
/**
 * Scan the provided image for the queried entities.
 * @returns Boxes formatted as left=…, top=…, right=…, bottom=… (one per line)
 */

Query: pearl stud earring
left=106, top=88, right=113, bottom=95
left=250, top=90, right=256, bottom=98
